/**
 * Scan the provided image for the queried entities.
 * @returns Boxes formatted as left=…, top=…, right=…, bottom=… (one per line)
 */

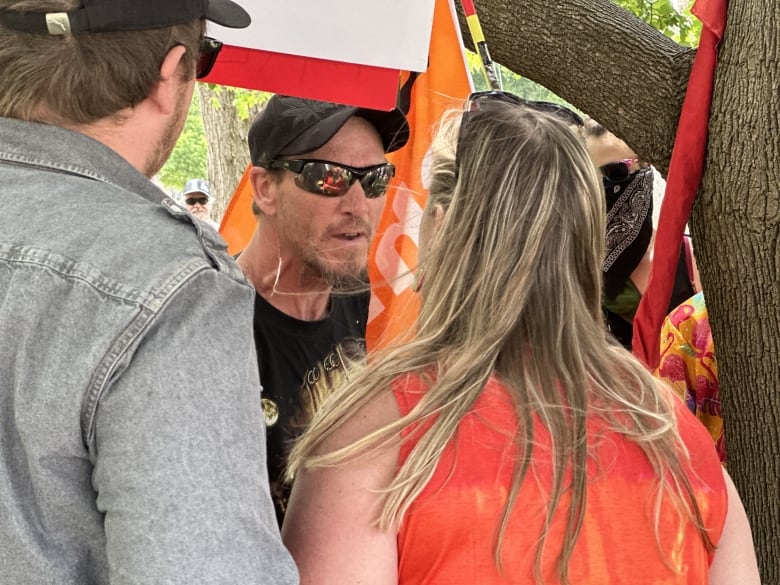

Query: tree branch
left=458, top=0, right=695, bottom=173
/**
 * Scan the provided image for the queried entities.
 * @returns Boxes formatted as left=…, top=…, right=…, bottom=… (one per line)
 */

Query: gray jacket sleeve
left=91, top=268, right=299, bottom=585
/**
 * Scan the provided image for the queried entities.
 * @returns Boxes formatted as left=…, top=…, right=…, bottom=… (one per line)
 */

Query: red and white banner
left=203, top=0, right=436, bottom=110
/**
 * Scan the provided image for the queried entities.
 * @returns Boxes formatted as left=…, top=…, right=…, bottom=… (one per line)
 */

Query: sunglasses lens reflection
left=298, top=163, right=394, bottom=199
left=600, top=161, right=631, bottom=183
left=196, top=37, right=223, bottom=79
left=361, top=166, right=394, bottom=198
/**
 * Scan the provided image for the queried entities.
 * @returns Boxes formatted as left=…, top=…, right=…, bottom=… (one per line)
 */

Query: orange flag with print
left=366, top=0, right=472, bottom=350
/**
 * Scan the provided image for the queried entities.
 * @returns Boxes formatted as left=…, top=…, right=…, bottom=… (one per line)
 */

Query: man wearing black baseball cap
left=0, top=2, right=297, bottom=584
left=235, top=94, right=409, bottom=524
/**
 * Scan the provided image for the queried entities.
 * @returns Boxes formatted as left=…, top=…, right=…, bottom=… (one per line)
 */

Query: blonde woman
left=282, top=94, right=760, bottom=585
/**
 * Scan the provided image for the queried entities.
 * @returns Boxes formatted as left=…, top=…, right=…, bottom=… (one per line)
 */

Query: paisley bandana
left=603, top=167, right=654, bottom=299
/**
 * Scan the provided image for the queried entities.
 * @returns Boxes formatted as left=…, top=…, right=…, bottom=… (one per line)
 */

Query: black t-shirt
left=252, top=290, right=369, bottom=524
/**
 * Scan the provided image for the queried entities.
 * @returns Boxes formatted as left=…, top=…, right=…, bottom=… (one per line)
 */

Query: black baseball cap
left=0, top=0, right=250, bottom=35
left=248, top=95, right=410, bottom=167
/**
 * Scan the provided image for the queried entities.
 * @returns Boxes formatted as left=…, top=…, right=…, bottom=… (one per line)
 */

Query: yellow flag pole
left=459, top=0, right=502, bottom=90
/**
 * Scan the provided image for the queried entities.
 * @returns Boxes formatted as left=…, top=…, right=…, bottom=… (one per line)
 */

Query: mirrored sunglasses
left=184, top=197, right=209, bottom=206
left=268, top=159, right=396, bottom=199
left=197, top=36, right=223, bottom=79
left=599, top=158, right=640, bottom=183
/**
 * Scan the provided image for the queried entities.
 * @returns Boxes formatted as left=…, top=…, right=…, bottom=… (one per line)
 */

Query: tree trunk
left=465, top=0, right=778, bottom=578
left=197, top=85, right=263, bottom=222
left=692, top=1, right=780, bottom=580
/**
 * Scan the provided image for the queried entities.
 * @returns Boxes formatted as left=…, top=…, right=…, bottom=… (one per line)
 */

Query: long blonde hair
left=288, top=102, right=712, bottom=583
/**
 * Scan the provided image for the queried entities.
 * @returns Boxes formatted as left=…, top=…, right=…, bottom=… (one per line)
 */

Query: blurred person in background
left=583, top=119, right=700, bottom=350
left=182, top=178, right=220, bottom=229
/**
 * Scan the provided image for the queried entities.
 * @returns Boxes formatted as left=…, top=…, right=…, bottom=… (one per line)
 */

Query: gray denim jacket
left=0, top=118, right=298, bottom=585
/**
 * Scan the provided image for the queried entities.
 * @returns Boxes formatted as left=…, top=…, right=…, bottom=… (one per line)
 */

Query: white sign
left=210, top=0, right=437, bottom=72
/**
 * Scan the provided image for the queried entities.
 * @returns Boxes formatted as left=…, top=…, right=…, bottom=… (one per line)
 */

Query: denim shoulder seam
left=0, top=244, right=161, bottom=307
left=79, top=261, right=211, bottom=451
left=0, top=152, right=108, bottom=184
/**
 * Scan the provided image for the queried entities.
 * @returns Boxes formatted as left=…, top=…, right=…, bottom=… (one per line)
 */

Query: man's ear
left=250, top=166, right=280, bottom=216
left=147, top=45, right=189, bottom=116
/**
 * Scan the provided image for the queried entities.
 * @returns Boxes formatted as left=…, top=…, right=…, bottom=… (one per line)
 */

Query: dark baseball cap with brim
left=249, top=95, right=410, bottom=167
left=0, top=0, right=250, bottom=35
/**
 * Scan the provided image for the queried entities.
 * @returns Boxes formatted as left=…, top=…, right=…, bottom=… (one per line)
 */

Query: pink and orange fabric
left=656, top=292, right=725, bottom=462
left=393, top=372, right=726, bottom=584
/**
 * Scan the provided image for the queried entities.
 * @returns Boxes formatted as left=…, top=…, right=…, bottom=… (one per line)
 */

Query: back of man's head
left=0, top=0, right=249, bottom=126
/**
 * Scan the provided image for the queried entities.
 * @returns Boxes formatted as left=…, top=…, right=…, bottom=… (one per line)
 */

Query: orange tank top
left=393, top=374, right=726, bottom=584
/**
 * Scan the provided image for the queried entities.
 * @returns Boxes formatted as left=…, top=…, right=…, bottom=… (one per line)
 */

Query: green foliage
left=157, top=86, right=272, bottom=193
left=232, top=87, right=273, bottom=120
left=157, top=92, right=208, bottom=193
left=200, top=83, right=273, bottom=121
left=467, top=51, right=568, bottom=101
left=614, top=0, right=701, bottom=47
left=467, top=51, right=582, bottom=114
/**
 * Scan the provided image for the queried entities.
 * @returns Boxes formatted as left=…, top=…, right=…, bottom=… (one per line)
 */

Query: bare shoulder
left=282, top=388, right=402, bottom=585
left=320, top=387, right=403, bottom=453
left=709, top=468, right=762, bottom=585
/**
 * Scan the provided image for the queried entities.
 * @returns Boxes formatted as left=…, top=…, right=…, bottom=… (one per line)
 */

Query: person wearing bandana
left=584, top=120, right=700, bottom=349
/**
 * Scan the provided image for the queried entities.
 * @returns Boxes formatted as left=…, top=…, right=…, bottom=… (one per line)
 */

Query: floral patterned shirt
left=656, top=292, right=725, bottom=462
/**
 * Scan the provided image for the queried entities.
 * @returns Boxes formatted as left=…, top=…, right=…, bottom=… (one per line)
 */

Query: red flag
left=366, top=0, right=472, bottom=350
left=632, top=0, right=728, bottom=369
left=202, top=48, right=400, bottom=111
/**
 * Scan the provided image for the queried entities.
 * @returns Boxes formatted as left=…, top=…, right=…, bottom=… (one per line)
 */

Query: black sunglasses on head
left=196, top=36, right=223, bottom=79
left=465, top=91, right=584, bottom=127
left=267, top=159, right=396, bottom=199
left=184, top=196, right=209, bottom=206
left=455, top=90, right=584, bottom=175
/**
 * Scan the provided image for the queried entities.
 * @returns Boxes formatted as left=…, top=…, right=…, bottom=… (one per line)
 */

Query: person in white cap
left=182, top=178, right=220, bottom=230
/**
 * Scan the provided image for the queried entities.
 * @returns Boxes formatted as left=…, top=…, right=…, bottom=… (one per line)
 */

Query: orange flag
left=219, top=163, right=255, bottom=256
left=366, top=0, right=472, bottom=350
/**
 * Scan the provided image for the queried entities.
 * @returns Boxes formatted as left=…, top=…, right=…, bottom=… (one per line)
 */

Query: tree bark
left=692, top=1, right=780, bottom=580
left=197, top=85, right=263, bottom=222
left=457, top=0, right=695, bottom=173
left=464, top=0, right=778, bottom=578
